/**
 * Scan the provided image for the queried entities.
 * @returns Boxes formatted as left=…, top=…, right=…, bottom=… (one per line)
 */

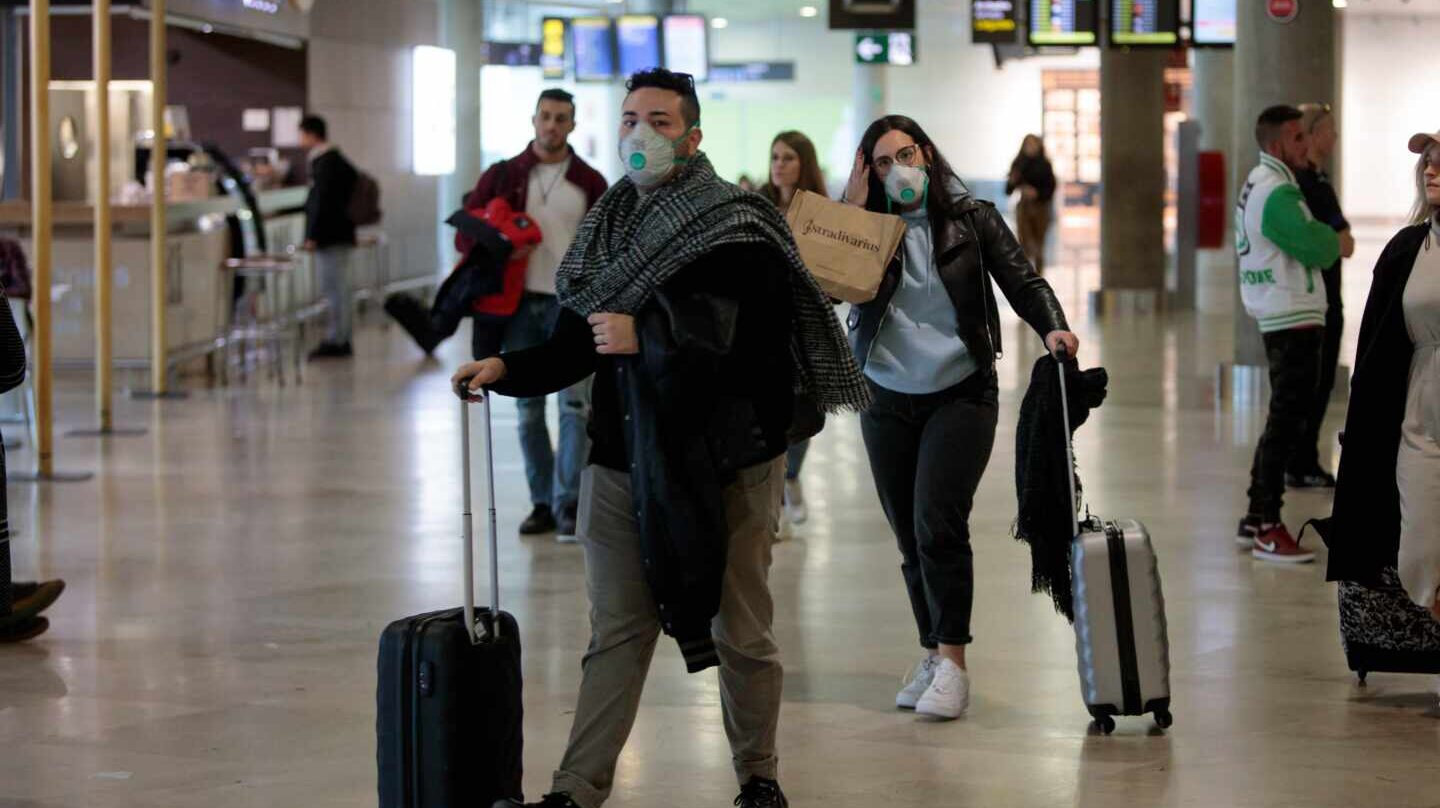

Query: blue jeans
left=502, top=292, right=592, bottom=510
left=315, top=246, right=354, bottom=344
left=785, top=440, right=809, bottom=481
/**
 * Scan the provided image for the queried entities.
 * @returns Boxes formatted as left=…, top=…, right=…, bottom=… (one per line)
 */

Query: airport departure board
left=1110, top=0, right=1180, bottom=47
left=1028, top=0, right=1099, bottom=47
left=972, top=0, right=1019, bottom=44
left=1191, top=0, right=1237, bottom=46
left=617, top=15, right=662, bottom=76
left=572, top=17, right=616, bottom=81
left=663, top=15, right=710, bottom=83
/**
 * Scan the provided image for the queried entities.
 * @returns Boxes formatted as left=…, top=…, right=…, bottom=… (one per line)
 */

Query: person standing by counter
left=300, top=115, right=360, bottom=360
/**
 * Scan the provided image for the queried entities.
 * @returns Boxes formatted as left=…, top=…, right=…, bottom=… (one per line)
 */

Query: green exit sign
left=854, top=32, right=916, bottom=66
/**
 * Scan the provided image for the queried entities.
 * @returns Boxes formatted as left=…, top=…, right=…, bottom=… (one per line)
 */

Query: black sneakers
left=0, top=616, right=49, bottom=643
left=519, top=504, right=558, bottom=536
left=556, top=503, right=579, bottom=544
left=308, top=341, right=353, bottom=360
left=735, top=778, right=788, bottom=808
left=1286, top=467, right=1337, bottom=488
left=492, top=794, right=578, bottom=808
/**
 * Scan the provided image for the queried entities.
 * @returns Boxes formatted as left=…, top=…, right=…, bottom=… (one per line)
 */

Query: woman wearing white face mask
left=842, top=116, right=1079, bottom=719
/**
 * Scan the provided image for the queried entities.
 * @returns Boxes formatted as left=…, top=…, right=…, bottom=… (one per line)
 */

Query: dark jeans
left=1290, top=307, right=1343, bottom=474
left=860, top=371, right=999, bottom=648
left=1247, top=328, right=1323, bottom=520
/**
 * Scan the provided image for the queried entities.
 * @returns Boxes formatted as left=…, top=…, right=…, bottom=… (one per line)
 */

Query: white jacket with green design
left=1235, top=152, right=1342, bottom=333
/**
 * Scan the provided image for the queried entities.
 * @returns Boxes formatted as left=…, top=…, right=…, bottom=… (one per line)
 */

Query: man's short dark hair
left=624, top=68, right=700, bottom=127
left=299, top=115, right=328, bottom=141
left=537, top=88, right=576, bottom=116
left=1255, top=105, right=1303, bottom=149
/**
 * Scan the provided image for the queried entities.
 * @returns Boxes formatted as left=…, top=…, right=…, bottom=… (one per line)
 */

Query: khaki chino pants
left=551, top=458, right=786, bottom=808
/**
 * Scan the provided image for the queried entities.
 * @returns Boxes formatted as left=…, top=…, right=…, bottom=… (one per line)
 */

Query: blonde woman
left=1329, top=130, right=1440, bottom=621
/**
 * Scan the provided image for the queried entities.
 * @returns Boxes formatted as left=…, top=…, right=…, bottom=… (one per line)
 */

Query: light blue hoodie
left=864, top=201, right=978, bottom=395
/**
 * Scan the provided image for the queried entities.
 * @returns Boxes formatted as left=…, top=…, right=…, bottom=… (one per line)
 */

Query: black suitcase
left=377, top=393, right=524, bottom=807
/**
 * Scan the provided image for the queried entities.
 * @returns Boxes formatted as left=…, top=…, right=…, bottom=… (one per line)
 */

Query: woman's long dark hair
left=1013, top=133, right=1046, bottom=163
left=760, top=131, right=826, bottom=207
left=858, top=115, right=965, bottom=231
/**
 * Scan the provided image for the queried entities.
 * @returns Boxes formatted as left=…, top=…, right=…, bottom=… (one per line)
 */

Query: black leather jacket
left=848, top=195, right=1068, bottom=372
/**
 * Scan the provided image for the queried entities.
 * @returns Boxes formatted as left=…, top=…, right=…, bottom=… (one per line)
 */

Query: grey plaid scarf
left=555, top=153, right=870, bottom=412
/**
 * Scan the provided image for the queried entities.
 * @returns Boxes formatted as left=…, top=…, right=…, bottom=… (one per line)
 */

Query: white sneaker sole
left=1236, top=534, right=1257, bottom=548
left=896, top=694, right=919, bottom=710
left=914, top=698, right=966, bottom=720
left=556, top=534, right=579, bottom=545
left=1252, top=548, right=1315, bottom=563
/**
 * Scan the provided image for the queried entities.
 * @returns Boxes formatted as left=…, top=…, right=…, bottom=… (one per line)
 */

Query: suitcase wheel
left=1153, top=708, right=1173, bottom=730
left=1356, top=670, right=1368, bottom=686
left=1089, top=709, right=1116, bottom=735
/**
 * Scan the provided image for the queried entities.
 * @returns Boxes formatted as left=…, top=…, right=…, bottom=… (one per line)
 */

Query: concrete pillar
left=1193, top=50, right=1234, bottom=155
left=1231, top=0, right=1336, bottom=366
left=853, top=63, right=885, bottom=152
left=440, top=0, right=483, bottom=267
left=1192, top=48, right=1234, bottom=314
left=1099, top=48, right=1167, bottom=304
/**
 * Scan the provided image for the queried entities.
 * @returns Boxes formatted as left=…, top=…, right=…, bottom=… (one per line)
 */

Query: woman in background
left=1006, top=134, right=1057, bottom=275
left=760, top=131, right=828, bottom=527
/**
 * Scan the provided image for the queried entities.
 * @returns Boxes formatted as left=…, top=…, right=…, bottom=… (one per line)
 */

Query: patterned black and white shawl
left=555, top=153, right=870, bottom=413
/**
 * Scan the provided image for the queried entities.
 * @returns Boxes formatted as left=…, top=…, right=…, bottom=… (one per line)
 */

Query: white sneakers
left=783, top=480, right=808, bottom=525
left=895, top=653, right=941, bottom=709
left=897, top=653, right=970, bottom=719
left=915, top=658, right=970, bottom=719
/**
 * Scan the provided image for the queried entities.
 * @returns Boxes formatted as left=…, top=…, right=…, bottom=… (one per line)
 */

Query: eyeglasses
left=873, top=145, right=921, bottom=172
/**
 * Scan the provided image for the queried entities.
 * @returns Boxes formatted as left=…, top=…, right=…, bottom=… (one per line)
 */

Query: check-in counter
left=0, top=186, right=309, bottom=369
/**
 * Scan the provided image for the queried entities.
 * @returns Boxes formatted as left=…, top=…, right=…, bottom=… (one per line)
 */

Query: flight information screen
left=1192, top=0, right=1237, bottom=46
left=972, top=0, right=1019, bottom=44
left=617, top=15, right=661, bottom=76
left=663, top=15, right=710, bottom=82
left=1110, top=0, right=1180, bottom=46
left=1028, top=0, right=1099, bottom=46
left=572, top=17, right=616, bottom=81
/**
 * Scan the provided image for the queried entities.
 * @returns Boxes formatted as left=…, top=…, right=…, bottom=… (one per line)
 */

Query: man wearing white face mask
left=457, top=68, right=868, bottom=808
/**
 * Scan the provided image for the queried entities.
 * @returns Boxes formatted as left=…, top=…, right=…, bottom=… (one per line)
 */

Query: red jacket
left=462, top=198, right=542, bottom=318
left=454, top=144, right=608, bottom=322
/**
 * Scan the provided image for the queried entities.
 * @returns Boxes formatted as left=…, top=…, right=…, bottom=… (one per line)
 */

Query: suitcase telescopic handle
left=458, top=380, right=502, bottom=645
left=1053, top=346, right=1080, bottom=540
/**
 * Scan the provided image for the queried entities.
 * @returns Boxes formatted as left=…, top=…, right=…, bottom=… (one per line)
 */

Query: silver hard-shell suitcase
left=1055, top=350, right=1173, bottom=733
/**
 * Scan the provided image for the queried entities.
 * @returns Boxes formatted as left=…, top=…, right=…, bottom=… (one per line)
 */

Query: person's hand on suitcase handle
left=452, top=357, right=507, bottom=401
left=1046, top=330, right=1080, bottom=360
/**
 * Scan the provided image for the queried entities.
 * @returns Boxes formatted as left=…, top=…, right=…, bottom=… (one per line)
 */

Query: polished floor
left=2, top=224, right=1438, bottom=808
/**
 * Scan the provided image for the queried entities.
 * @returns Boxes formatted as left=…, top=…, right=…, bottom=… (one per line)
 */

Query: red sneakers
left=1251, top=522, right=1316, bottom=564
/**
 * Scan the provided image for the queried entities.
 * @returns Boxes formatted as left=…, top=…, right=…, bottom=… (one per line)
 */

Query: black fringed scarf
left=1013, top=354, right=1109, bottom=621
